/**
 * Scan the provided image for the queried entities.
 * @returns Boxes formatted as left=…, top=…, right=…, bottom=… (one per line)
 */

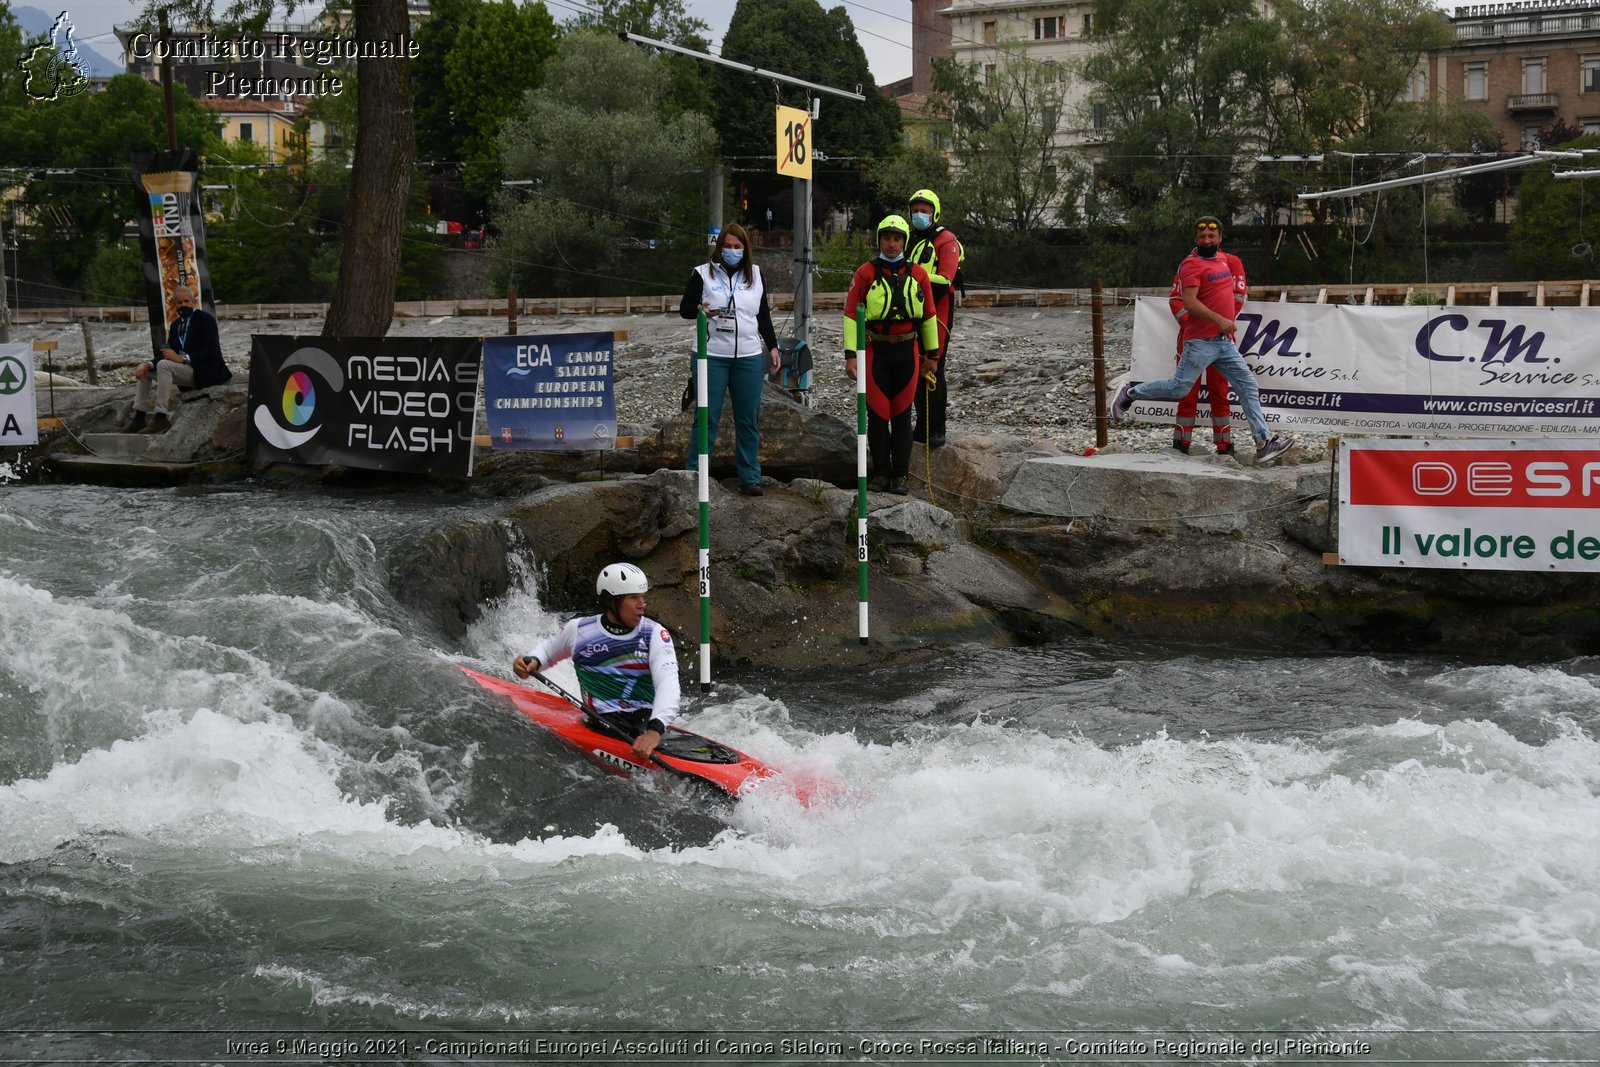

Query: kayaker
left=512, top=563, right=681, bottom=760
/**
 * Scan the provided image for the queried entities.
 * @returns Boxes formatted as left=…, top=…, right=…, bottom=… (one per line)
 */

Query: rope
left=919, top=365, right=937, bottom=507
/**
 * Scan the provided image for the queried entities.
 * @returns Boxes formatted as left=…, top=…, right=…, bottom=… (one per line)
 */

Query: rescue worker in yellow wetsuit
left=905, top=189, right=963, bottom=448
left=843, top=215, right=941, bottom=495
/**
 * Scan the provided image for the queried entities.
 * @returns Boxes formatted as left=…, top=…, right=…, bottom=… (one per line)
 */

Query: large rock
left=388, top=471, right=1060, bottom=666
left=1000, top=451, right=1326, bottom=532
left=638, top=385, right=857, bottom=484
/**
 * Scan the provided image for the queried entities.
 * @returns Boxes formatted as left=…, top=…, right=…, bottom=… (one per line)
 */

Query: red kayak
left=459, top=665, right=794, bottom=803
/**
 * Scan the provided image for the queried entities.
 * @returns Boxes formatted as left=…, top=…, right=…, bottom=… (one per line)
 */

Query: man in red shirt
left=1112, top=217, right=1291, bottom=465
left=1167, top=240, right=1240, bottom=456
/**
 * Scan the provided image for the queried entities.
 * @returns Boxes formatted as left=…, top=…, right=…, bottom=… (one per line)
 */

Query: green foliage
left=565, top=0, right=708, bottom=42
left=1077, top=0, right=1499, bottom=284
left=82, top=242, right=144, bottom=304
left=813, top=231, right=875, bottom=292
left=867, top=142, right=950, bottom=221
left=933, top=53, right=1086, bottom=235
left=1082, top=0, right=1273, bottom=280
left=0, top=2, right=23, bottom=107
left=715, top=0, right=900, bottom=225
left=1508, top=135, right=1600, bottom=279
left=562, top=0, right=714, bottom=116
left=204, top=143, right=322, bottom=303
left=494, top=33, right=715, bottom=296
left=0, top=74, right=224, bottom=284
left=415, top=0, right=559, bottom=210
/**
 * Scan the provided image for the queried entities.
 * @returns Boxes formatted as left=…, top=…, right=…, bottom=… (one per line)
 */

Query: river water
left=2, top=484, right=1596, bottom=1064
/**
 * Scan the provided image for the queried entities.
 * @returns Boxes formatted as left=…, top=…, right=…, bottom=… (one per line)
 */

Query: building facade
left=1434, top=1, right=1600, bottom=149
left=938, top=0, right=1106, bottom=146
left=911, top=0, right=955, bottom=95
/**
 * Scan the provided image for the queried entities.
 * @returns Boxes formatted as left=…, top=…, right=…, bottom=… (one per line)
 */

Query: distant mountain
left=12, top=6, right=125, bottom=77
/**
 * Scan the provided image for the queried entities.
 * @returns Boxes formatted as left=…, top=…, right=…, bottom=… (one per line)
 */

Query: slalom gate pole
left=855, top=302, right=868, bottom=646
left=695, top=310, right=712, bottom=693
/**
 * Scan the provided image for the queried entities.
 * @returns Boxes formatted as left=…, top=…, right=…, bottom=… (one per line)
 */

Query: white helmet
left=596, top=562, right=649, bottom=597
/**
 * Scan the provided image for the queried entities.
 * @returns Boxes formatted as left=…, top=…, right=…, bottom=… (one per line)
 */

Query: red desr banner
left=1348, top=449, right=1600, bottom=509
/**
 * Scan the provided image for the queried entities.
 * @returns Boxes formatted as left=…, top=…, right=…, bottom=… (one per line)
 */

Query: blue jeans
left=1130, top=335, right=1270, bottom=446
left=684, top=355, right=764, bottom=484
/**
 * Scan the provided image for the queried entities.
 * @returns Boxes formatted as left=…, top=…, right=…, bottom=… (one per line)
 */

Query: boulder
left=638, top=385, right=857, bottom=484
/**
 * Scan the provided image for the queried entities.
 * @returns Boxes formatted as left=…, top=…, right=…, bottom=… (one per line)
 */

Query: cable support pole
left=854, top=302, right=868, bottom=646
left=621, top=31, right=866, bottom=101
left=1298, top=152, right=1579, bottom=201
left=695, top=310, right=711, bottom=693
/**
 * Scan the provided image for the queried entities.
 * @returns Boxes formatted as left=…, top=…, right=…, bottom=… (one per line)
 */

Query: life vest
left=693, top=261, right=767, bottom=358
left=908, top=226, right=964, bottom=301
left=862, top=260, right=926, bottom=337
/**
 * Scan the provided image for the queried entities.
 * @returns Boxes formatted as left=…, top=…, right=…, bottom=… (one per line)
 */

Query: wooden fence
left=9, top=280, right=1600, bottom=324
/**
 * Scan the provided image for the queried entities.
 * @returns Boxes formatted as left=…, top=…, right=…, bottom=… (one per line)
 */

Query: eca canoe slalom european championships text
left=217, top=1032, right=1380, bottom=1061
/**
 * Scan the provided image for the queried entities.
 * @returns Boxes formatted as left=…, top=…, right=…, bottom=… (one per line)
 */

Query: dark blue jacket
left=162, top=309, right=231, bottom=388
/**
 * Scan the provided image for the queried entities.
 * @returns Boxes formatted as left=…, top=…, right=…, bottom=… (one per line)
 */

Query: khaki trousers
left=133, top=360, right=196, bottom=414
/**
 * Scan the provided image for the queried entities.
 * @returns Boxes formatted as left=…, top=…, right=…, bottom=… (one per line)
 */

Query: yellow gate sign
left=776, top=105, right=812, bottom=180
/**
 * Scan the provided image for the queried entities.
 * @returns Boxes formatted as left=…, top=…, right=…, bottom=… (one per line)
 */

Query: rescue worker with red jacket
left=1166, top=241, right=1244, bottom=455
left=843, top=215, right=941, bottom=495
left=906, top=188, right=963, bottom=448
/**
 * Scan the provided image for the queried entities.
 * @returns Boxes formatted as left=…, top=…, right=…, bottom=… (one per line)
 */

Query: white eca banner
left=0, top=343, right=38, bottom=447
left=1130, top=297, right=1600, bottom=438
left=1337, top=438, right=1600, bottom=571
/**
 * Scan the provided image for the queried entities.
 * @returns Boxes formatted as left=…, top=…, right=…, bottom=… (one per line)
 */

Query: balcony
left=1508, top=92, right=1560, bottom=110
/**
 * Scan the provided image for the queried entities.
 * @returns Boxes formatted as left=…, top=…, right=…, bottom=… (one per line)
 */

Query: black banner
left=131, top=149, right=214, bottom=359
left=246, top=336, right=482, bottom=476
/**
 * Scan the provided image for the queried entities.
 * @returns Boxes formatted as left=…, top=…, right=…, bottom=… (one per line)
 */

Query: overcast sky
left=42, top=0, right=1469, bottom=91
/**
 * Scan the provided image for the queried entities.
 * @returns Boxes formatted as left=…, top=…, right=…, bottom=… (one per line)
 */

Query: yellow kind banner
left=775, top=104, right=812, bottom=179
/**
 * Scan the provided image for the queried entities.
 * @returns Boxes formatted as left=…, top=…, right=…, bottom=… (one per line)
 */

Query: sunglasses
left=1196, top=222, right=1220, bottom=231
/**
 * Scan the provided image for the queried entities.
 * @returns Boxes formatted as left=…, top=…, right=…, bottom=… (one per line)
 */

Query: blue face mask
left=880, top=252, right=904, bottom=265
left=911, top=212, right=933, bottom=231
left=720, top=248, right=744, bottom=268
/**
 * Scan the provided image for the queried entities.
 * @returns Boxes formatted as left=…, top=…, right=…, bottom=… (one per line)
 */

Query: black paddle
left=528, top=670, right=734, bottom=801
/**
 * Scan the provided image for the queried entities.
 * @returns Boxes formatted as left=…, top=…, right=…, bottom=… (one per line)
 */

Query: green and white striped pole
left=854, top=302, right=869, bottom=646
left=695, top=309, right=712, bottom=692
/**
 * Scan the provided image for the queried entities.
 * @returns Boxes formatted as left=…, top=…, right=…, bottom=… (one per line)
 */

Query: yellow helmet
left=877, top=214, right=911, bottom=241
left=909, top=188, right=942, bottom=222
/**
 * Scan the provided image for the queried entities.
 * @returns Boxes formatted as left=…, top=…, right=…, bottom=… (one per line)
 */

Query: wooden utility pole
left=160, top=10, right=176, bottom=150
left=1092, top=278, right=1106, bottom=448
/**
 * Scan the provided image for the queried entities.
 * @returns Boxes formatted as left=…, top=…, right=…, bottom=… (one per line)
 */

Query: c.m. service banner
left=246, top=336, right=481, bottom=475
left=1130, top=298, right=1600, bottom=438
left=481, top=333, right=615, bottom=450
left=1338, top=438, right=1600, bottom=571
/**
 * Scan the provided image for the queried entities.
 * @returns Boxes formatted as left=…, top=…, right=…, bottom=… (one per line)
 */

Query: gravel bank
left=12, top=303, right=1327, bottom=462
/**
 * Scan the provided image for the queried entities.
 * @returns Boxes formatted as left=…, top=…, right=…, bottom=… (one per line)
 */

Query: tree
left=1508, top=134, right=1600, bottom=279
left=932, top=53, right=1085, bottom=234
left=0, top=74, right=223, bottom=284
left=868, top=141, right=950, bottom=222
left=414, top=0, right=559, bottom=218
left=0, top=1, right=26, bottom=107
left=494, top=32, right=715, bottom=296
left=1082, top=0, right=1277, bottom=281
left=144, top=0, right=416, bottom=336
left=320, top=0, right=414, bottom=334
left=562, top=0, right=713, bottom=117
left=713, top=0, right=900, bottom=228
left=1251, top=0, right=1471, bottom=226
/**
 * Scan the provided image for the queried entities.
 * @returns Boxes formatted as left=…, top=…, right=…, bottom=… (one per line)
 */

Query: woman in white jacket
left=679, top=222, right=781, bottom=496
